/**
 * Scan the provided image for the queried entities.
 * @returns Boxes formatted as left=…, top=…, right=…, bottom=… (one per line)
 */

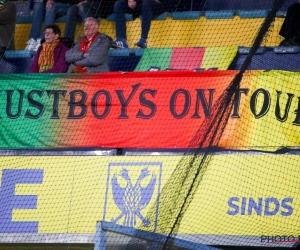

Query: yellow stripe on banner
left=201, top=46, right=238, bottom=70
left=2, top=154, right=299, bottom=236
left=220, top=71, right=300, bottom=149
left=15, top=17, right=284, bottom=50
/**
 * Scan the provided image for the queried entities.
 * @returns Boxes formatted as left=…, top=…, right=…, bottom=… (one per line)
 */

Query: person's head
left=84, top=17, right=99, bottom=40
left=44, top=24, right=61, bottom=44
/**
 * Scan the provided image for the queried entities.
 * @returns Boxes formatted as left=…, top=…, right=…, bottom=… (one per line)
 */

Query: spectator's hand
left=155, top=0, right=161, bottom=3
left=77, top=0, right=87, bottom=7
left=46, top=0, right=54, bottom=10
left=128, top=0, right=136, bottom=9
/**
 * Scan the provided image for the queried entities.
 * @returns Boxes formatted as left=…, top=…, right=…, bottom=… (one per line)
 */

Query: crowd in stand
left=1, top=0, right=174, bottom=73
left=25, top=0, right=171, bottom=51
left=1, top=0, right=300, bottom=74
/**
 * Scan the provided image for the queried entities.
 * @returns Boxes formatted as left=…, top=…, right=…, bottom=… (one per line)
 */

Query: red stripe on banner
left=58, top=70, right=236, bottom=148
left=169, top=48, right=206, bottom=70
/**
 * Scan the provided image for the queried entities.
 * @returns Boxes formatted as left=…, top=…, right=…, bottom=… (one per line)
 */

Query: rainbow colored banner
left=0, top=70, right=300, bottom=149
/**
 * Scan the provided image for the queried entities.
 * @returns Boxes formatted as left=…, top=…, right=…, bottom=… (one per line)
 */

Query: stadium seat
left=0, top=57, right=33, bottom=73
left=229, top=47, right=300, bottom=71
left=0, top=50, right=34, bottom=74
left=169, top=47, right=205, bottom=69
left=109, top=51, right=142, bottom=72
left=134, top=48, right=173, bottom=71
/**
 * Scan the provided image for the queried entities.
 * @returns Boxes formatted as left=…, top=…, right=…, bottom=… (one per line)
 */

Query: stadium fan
left=29, top=24, right=69, bottom=73
left=111, top=0, right=170, bottom=49
left=0, top=0, right=16, bottom=55
left=25, top=0, right=78, bottom=51
left=65, top=17, right=112, bottom=73
left=64, top=0, right=114, bottom=41
left=279, top=0, right=300, bottom=46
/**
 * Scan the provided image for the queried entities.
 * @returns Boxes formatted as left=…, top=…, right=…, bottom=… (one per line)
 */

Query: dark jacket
left=29, top=41, right=69, bottom=73
left=65, top=33, right=112, bottom=73
left=0, top=1, right=16, bottom=50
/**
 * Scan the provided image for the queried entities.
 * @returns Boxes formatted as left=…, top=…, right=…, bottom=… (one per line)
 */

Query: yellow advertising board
left=0, top=154, right=299, bottom=245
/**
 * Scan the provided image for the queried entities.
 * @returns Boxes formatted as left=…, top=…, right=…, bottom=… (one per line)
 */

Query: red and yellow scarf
left=38, top=40, right=60, bottom=72
left=0, top=0, right=6, bottom=10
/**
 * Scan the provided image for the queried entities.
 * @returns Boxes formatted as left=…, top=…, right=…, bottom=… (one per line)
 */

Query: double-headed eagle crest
left=111, top=167, right=156, bottom=227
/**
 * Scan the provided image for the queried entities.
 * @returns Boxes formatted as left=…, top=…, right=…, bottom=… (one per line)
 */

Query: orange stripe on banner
left=169, top=48, right=205, bottom=70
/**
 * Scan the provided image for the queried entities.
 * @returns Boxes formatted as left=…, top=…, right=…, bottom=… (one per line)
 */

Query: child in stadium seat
left=279, top=0, right=300, bottom=46
left=25, top=0, right=79, bottom=51
left=63, top=0, right=114, bottom=41
left=0, top=0, right=16, bottom=54
left=29, top=24, right=69, bottom=73
left=111, top=0, right=168, bottom=49
left=65, top=17, right=112, bottom=73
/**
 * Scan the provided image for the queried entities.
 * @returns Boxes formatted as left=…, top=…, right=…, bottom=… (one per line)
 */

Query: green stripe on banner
left=134, top=48, right=173, bottom=71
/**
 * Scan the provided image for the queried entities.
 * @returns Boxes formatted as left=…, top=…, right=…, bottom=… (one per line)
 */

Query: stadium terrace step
left=204, top=11, right=235, bottom=19
left=238, top=46, right=272, bottom=55
left=4, top=50, right=35, bottom=58
left=106, top=13, right=133, bottom=21
left=51, top=16, right=101, bottom=23
left=16, top=16, right=34, bottom=23
left=171, top=11, right=202, bottom=20
left=237, top=9, right=270, bottom=18
left=153, top=12, right=170, bottom=20
left=130, top=48, right=144, bottom=56
left=276, top=10, right=287, bottom=17
left=108, top=48, right=129, bottom=57
left=229, top=47, right=300, bottom=71
left=140, top=12, right=170, bottom=21
left=274, top=46, right=300, bottom=54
